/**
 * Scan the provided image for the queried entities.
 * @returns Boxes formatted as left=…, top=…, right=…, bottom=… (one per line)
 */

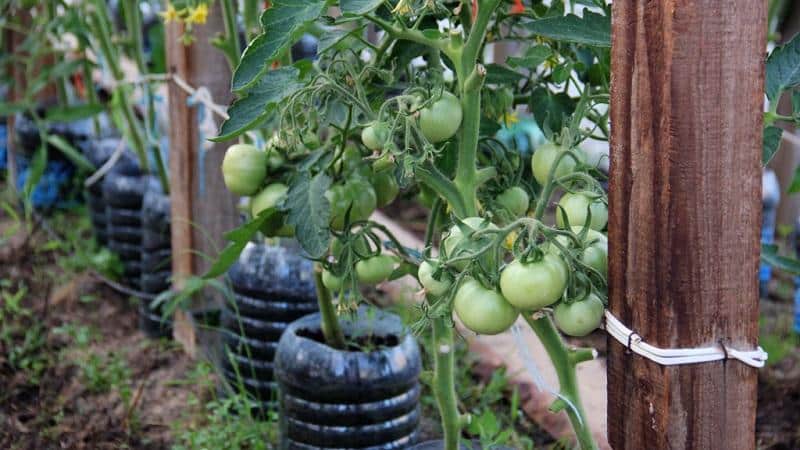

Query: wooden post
left=607, top=2, right=765, bottom=449
left=165, top=4, right=238, bottom=355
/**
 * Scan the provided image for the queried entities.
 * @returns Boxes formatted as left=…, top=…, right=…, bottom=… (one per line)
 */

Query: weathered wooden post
left=607, top=2, right=765, bottom=449
left=165, top=3, right=238, bottom=355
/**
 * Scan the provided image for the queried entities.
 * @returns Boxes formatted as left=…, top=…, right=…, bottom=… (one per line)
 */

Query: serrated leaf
left=285, top=172, right=332, bottom=258
left=766, top=33, right=800, bottom=101
left=763, top=125, right=783, bottom=165
left=45, top=104, right=103, bottom=122
left=530, top=87, right=576, bottom=133
left=203, top=211, right=275, bottom=278
left=762, top=243, right=800, bottom=274
left=485, top=63, right=525, bottom=84
left=507, top=45, right=552, bottom=69
left=340, top=0, right=382, bottom=14
left=525, top=11, right=611, bottom=47
left=317, top=28, right=352, bottom=54
left=215, top=66, right=305, bottom=141
left=231, top=0, right=325, bottom=91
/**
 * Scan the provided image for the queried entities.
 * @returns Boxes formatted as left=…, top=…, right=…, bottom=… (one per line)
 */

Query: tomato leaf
left=763, top=125, right=783, bottom=166
left=214, top=65, right=305, bottom=141
left=529, top=87, right=576, bottom=134
left=766, top=33, right=800, bottom=101
left=524, top=11, right=610, bottom=47
left=507, top=45, right=552, bottom=69
left=45, top=103, right=103, bottom=122
left=284, top=172, right=332, bottom=258
left=203, top=210, right=275, bottom=278
left=484, top=64, right=525, bottom=84
left=231, top=0, right=325, bottom=92
left=761, top=243, right=800, bottom=275
left=340, top=0, right=383, bottom=15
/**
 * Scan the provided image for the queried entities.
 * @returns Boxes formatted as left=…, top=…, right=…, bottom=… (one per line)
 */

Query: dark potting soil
left=295, top=326, right=401, bottom=352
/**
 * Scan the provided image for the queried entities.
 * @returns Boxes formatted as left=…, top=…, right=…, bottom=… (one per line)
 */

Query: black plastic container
left=102, top=170, right=148, bottom=289
left=220, top=243, right=319, bottom=411
left=409, top=441, right=514, bottom=450
left=139, top=178, right=173, bottom=338
left=274, top=307, right=422, bottom=449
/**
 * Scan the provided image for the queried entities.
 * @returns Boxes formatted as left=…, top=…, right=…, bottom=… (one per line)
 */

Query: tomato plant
left=214, top=1, right=613, bottom=448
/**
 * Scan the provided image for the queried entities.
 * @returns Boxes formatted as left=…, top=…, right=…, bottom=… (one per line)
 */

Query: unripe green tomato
left=355, top=255, right=397, bottom=285
left=454, top=278, right=518, bottom=335
left=331, top=235, right=371, bottom=258
left=371, top=171, right=399, bottom=208
left=372, top=153, right=395, bottom=173
left=322, top=270, right=343, bottom=291
left=531, top=142, right=578, bottom=187
left=418, top=185, right=438, bottom=208
left=551, top=227, right=607, bottom=277
left=499, top=253, right=567, bottom=311
left=553, top=294, right=605, bottom=337
left=443, top=217, right=498, bottom=270
left=496, top=186, right=530, bottom=217
left=326, top=179, right=378, bottom=231
left=419, top=92, right=463, bottom=143
left=251, top=183, right=294, bottom=237
left=556, top=192, right=608, bottom=231
left=361, top=123, right=390, bottom=151
left=418, top=260, right=452, bottom=297
left=222, top=144, right=267, bottom=195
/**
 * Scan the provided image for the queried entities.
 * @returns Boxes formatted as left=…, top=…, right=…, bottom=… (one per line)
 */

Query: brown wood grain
left=165, top=4, right=238, bottom=350
left=607, top=2, right=765, bottom=449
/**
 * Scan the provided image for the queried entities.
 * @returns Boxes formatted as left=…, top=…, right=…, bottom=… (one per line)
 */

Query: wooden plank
left=165, top=4, right=238, bottom=353
left=607, top=2, right=765, bottom=449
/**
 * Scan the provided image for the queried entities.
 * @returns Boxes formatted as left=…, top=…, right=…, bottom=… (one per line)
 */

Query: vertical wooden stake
left=607, top=2, right=765, bottom=449
left=165, top=4, right=238, bottom=355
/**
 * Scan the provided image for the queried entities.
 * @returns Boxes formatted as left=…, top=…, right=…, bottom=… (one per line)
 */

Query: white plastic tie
left=604, top=311, right=768, bottom=368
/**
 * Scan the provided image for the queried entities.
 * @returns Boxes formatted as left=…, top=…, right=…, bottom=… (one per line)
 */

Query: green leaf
left=285, top=172, right=332, bottom=258
left=46, top=135, right=96, bottom=172
left=23, top=144, right=48, bottom=207
left=793, top=90, right=800, bottom=118
left=761, top=243, right=800, bottom=274
left=203, top=211, right=275, bottom=279
left=0, top=102, right=28, bottom=116
left=789, top=164, right=800, bottom=194
left=215, top=66, right=305, bottom=141
left=766, top=33, right=800, bottom=101
left=484, top=63, right=525, bottom=84
left=340, top=0, right=382, bottom=15
left=231, top=0, right=325, bottom=91
left=530, top=87, right=576, bottom=134
left=507, top=45, right=552, bottom=69
left=763, top=125, right=783, bottom=165
left=525, top=11, right=611, bottom=47
left=45, top=104, right=103, bottom=122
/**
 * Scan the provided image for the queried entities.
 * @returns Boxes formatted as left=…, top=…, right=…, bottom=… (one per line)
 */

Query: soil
left=0, top=214, right=209, bottom=449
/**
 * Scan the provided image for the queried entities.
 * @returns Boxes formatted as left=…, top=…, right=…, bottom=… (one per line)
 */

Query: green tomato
left=496, top=186, right=530, bottom=217
left=361, top=123, right=390, bottom=151
left=417, top=185, right=438, bottom=208
left=442, top=217, right=498, bottom=270
left=371, top=171, right=399, bottom=208
left=531, top=142, right=578, bottom=187
left=418, top=260, right=452, bottom=297
left=454, top=278, right=518, bottom=335
left=551, top=227, right=607, bottom=277
left=221, top=144, right=267, bottom=196
left=355, top=255, right=397, bottom=285
left=322, top=270, right=343, bottom=291
left=553, top=294, right=605, bottom=337
left=556, top=192, right=608, bottom=231
left=331, top=235, right=371, bottom=258
left=326, top=179, right=377, bottom=231
left=499, top=253, right=567, bottom=311
left=251, top=183, right=294, bottom=237
left=419, top=92, right=463, bottom=143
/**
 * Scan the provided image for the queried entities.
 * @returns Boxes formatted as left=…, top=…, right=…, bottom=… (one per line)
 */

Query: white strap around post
left=604, top=311, right=768, bottom=368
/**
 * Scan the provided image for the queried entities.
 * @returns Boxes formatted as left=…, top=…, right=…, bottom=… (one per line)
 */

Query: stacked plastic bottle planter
left=102, top=168, right=148, bottom=290
left=140, top=178, right=173, bottom=338
left=221, top=242, right=318, bottom=411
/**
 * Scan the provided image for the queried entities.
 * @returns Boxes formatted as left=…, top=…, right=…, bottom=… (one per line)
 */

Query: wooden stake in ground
left=165, top=6, right=237, bottom=355
left=607, top=2, right=765, bottom=449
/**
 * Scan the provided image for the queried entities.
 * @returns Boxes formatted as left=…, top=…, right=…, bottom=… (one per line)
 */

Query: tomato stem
left=432, top=316, right=461, bottom=450
left=313, top=263, right=346, bottom=350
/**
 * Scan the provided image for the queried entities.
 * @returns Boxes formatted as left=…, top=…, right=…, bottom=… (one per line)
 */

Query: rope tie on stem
left=604, top=311, right=768, bottom=368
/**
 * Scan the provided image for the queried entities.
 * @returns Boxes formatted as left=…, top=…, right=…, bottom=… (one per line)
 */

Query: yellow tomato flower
left=186, top=3, right=209, bottom=25
left=501, top=111, right=519, bottom=125
left=392, top=0, right=413, bottom=15
left=159, top=3, right=179, bottom=23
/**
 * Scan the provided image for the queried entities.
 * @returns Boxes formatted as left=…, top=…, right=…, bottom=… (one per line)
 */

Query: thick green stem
left=313, top=263, right=346, bottom=349
left=432, top=317, right=461, bottom=450
left=524, top=314, right=597, bottom=450
left=220, top=0, right=242, bottom=70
